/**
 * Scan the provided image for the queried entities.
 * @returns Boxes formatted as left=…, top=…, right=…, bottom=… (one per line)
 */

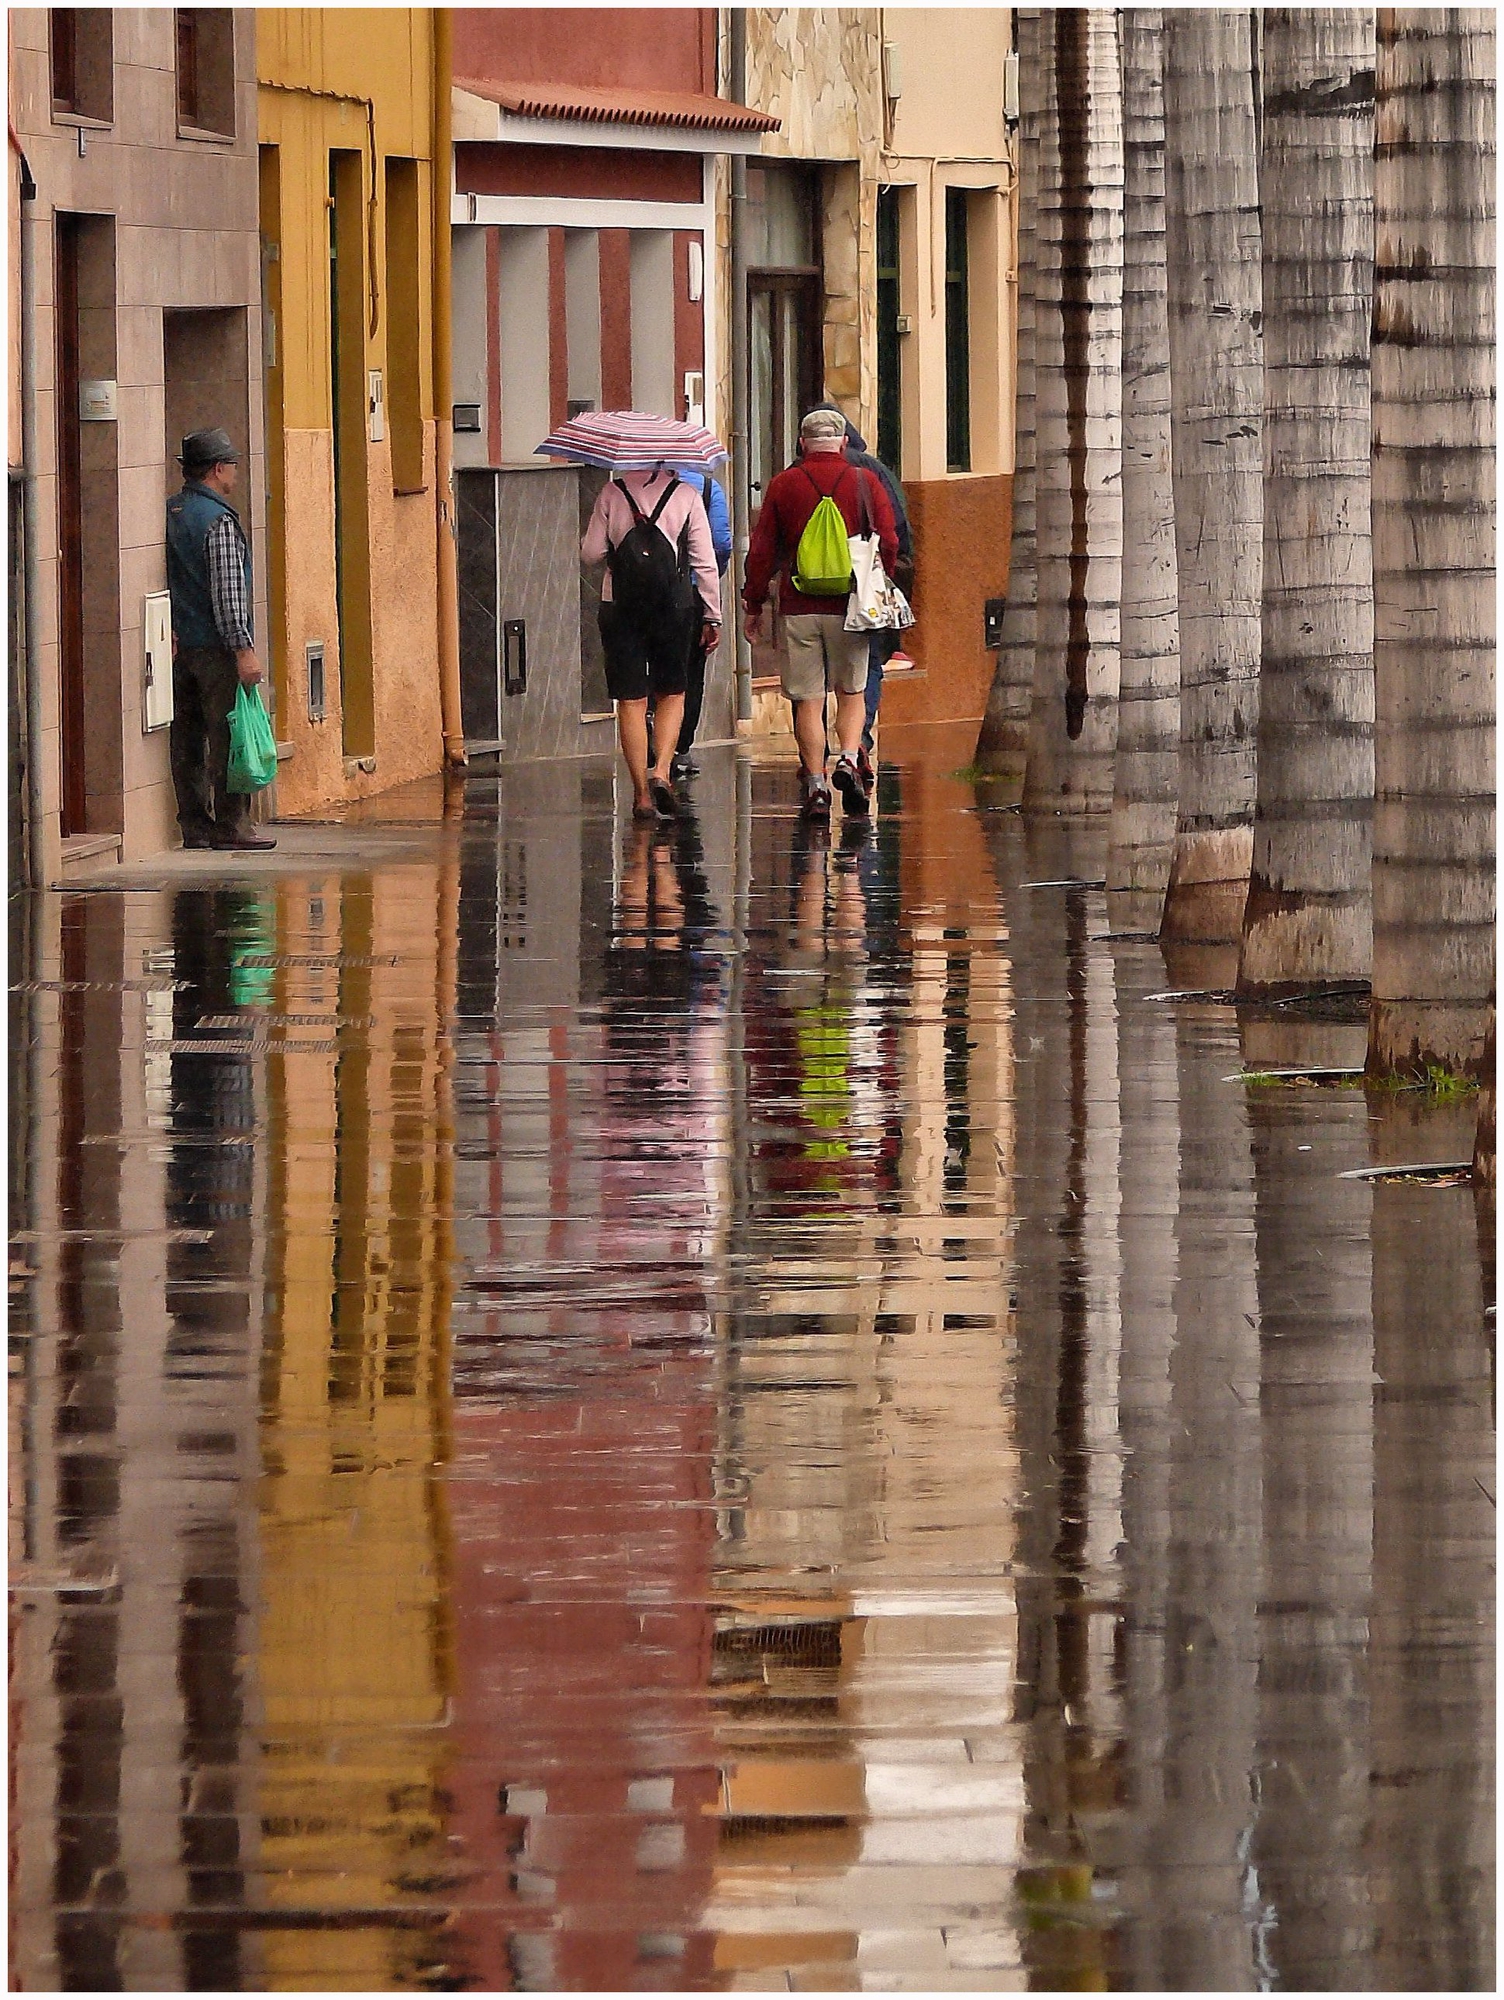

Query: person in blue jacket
left=663, top=466, right=732, bottom=780
left=810, top=402, right=913, bottom=776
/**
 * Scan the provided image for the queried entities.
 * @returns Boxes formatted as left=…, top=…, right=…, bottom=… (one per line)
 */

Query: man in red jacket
left=742, top=407, right=898, bottom=820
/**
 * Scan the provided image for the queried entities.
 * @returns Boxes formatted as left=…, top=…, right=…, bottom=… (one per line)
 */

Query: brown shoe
left=211, top=825, right=277, bottom=851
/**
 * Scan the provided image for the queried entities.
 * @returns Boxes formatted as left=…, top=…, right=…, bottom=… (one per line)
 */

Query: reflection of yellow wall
left=257, top=11, right=444, bottom=816
left=257, top=856, right=456, bottom=1990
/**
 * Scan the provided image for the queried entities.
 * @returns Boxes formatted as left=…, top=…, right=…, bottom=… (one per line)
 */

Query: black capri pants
left=599, top=600, right=695, bottom=704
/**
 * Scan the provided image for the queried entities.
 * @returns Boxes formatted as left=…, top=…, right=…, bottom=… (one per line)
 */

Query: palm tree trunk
left=975, top=7, right=1039, bottom=782
left=1237, top=9, right=1376, bottom=998
left=1023, top=7, right=1123, bottom=813
left=1368, top=8, right=1495, bottom=1078
left=1107, top=8, right=1180, bottom=931
left=1159, top=9, right=1263, bottom=950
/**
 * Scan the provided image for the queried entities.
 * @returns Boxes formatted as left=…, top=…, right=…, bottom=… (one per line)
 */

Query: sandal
left=648, top=776, right=679, bottom=820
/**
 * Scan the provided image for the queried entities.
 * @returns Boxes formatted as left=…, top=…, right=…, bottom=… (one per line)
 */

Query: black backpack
left=607, top=477, right=697, bottom=626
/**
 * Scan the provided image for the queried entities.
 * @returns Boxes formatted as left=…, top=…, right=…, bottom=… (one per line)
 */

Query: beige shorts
left=781, top=614, right=869, bottom=702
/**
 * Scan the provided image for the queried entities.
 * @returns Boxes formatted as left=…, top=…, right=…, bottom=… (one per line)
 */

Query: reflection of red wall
left=447, top=1374, right=720, bottom=1991
left=454, top=9, right=716, bottom=94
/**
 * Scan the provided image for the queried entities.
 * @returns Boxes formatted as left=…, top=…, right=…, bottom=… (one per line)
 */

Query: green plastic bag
left=226, top=683, right=278, bottom=793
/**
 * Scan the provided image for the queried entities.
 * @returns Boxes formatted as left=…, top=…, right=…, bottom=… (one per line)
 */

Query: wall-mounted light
left=688, top=239, right=704, bottom=302
left=883, top=40, right=902, bottom=102
left=453, top=403, right=482, bottom=433
left=1004, top=51, right=1020, bottom=125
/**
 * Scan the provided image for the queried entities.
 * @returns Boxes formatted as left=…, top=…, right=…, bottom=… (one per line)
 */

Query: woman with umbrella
left=543, top=412, right=723, bottom=821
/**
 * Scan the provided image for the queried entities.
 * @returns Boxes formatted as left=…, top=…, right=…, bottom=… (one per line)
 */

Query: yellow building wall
left=257, top=11, right=444, bottom=818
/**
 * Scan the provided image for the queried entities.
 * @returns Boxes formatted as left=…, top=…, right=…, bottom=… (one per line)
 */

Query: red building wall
left=453, top=9, right=717, bottom=95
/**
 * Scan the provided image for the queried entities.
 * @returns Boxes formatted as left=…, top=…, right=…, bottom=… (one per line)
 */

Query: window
left=175, top=9, right=235, bottom=139
left=384, top=158, right=426, bottom=492
left=945, top=187, right=971, bottom=472
left=50, top=10, right=113, bottom=124
left=876, top=187, right=902, bottom=473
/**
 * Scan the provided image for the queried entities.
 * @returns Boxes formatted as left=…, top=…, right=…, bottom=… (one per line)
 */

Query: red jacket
left=743, top=449, right=899, bottom=618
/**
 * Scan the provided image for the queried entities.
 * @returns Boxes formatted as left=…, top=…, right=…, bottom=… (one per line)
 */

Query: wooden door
left=55, top=215, right=86, bottom=835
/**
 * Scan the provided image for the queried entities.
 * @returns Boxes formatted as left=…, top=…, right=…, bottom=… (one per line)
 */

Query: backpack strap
left=646, top=475, right=681, bottom=525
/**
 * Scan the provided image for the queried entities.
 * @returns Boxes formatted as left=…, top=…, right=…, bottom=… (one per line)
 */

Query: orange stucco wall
left=881, top=473, right=1012, bottom=729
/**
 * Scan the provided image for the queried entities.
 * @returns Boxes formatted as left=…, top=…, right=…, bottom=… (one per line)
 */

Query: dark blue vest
left=166, top=481, right=252, bottom=651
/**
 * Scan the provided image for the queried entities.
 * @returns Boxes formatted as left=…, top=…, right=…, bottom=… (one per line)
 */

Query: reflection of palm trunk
left=1368, top=8, right=1495, bottom=1078
left=1107, top=8, right=1179, bottom=929
left=1161, top=1002, right=1265, bottom=1987
left=1239, top=9, right=1375, bottom=997
left=1160, top=8, right=1262, bottom=945
left=1023, top=8, right=1123, bottom=813
left=1368, top=1179, right=1494, bottom=1991
left=1113, top=936, right=1180, bottom=1988
left=1005, top=824, right=1121, bottom=1990
left=1247, top=1086, right=1374, bottom=1987
left=976, top=6, right=1039, bottom=781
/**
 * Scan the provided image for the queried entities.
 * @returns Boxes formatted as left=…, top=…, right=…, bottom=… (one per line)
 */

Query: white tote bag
left=845, top=531, right=890, bottom=631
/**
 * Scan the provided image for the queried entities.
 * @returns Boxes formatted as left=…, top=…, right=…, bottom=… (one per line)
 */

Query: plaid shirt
left=204, top=512, right=253, bottom=651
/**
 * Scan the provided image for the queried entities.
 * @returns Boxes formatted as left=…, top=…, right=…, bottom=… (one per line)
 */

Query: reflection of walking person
left=581, top=468, right=720, bottom=822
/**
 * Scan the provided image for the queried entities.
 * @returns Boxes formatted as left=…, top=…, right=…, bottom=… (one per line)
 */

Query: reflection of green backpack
left=792, top=467, right=858, bottom=595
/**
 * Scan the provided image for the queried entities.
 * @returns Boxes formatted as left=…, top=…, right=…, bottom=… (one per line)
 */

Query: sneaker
left=670, top=754, right=696, bottom=783
left=831, top=754, right=869, bottom=817
left=856, top=746, right=876, bottom=796
left=800, top=774, right=832, bottom=821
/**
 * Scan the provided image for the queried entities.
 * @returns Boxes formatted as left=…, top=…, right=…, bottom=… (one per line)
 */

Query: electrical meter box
left=143, top=592, right=174, bottom=731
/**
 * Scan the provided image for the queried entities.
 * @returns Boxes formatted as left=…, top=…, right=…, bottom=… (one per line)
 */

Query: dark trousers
left=676, top=633, right=711, bottom=757
left=170, top=644, right=247, bottom=841
left=862, top=629, right=901, bottom=750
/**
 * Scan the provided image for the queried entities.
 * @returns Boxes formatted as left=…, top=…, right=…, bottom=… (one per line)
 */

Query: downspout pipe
left=728, top=8, right=753, bottom=724
left=432, top=8, right=467, bottom=768
left=13, top=131, right=43, bottom=886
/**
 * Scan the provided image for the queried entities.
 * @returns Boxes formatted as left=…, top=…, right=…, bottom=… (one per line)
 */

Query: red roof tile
left=454, top=78, right=781, bottom=136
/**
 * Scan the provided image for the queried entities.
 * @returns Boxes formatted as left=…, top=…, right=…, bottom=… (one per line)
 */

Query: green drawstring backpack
left=792, top=466, right=860, bottom=596
left=226, top=683, right=278, bottom=793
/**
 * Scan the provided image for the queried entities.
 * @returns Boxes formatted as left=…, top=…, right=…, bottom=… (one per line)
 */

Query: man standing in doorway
left=742, top=408, right=897, bottom=822
left=165, top=426, right=275, bottom=851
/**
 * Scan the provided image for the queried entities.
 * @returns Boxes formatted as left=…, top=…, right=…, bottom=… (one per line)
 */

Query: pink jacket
left=581, top=471, right=721, bottom=622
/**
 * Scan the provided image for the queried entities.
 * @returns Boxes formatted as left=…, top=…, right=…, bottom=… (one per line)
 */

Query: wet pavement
left=9, top=726, right=1494, bottom=1992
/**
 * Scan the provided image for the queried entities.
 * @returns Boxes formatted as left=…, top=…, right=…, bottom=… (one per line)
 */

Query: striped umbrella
left=534, top=409, right=728, bottom=471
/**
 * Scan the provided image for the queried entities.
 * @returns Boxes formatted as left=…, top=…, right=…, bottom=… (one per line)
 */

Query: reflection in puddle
left=10, top=735, right=1493, bottom=1990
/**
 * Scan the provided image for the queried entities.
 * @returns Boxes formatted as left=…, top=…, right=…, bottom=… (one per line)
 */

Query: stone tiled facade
left=8, top=9, right=265, bottom=875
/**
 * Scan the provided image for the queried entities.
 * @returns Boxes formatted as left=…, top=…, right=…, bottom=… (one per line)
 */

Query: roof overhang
left=453, top=79, right=778, bottom=156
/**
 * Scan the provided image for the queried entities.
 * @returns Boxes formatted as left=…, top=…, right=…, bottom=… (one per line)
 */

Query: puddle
left=8, top=736, right=1493, bottom=1991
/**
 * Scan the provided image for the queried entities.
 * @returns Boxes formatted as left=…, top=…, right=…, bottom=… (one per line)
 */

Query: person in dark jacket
left=743, top=408, right=898, bottom=821
left=164, top=427, right=275, bottom=851
left=810, top=401, right=913, bottom=768
left=665, top=467, right=732, bottom=781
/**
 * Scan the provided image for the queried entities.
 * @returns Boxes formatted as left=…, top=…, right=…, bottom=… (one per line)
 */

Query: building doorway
left=744, top=163, right=823, bottom=687
left=329, top=149, right=374, bottom=761
left=54, top=211, right=121, bottom=838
